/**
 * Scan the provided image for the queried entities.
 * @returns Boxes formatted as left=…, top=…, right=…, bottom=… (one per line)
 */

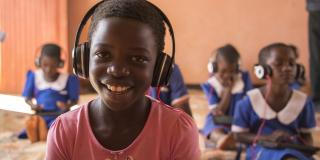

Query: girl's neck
left=263, top=82, right=292, bottom=112
left=43, top=72, right=59, bottom=82
left=97, top=97, right=150, bottom=127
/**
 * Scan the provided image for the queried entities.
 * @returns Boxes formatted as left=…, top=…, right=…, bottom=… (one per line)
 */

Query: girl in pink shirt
left=45, top=0, right=200, bottom=160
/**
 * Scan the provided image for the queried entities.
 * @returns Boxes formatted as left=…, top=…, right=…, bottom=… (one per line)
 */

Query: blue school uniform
left=232, top=88, right=316, bottom=160
left=290, top=81, right=302, bottom=90
left=200, top=71, right=253, bottom=137
left=19, top=70, right=80, bottom=138
left=149, top=65, right=189, bottom=106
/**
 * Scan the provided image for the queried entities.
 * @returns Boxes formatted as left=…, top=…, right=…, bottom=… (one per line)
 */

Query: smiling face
left=267, top=47, right=296, bottom=85
left=89, top=18, right=158, bottom=111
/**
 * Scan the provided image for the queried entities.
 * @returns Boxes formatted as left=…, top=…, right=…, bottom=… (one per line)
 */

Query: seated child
left=232, top=43, right=316, bottom=160
left=46, top=1, right=200, bottom=159
left=19, top=43, right=80, bottom=142
left=288, top=44, right=306, bottom=90
left=201, top=44, right=253, bottom=149
left=149, top=64, right=193, bottom=117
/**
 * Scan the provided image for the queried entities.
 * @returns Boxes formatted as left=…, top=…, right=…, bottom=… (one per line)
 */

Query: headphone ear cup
left=207, top=62, right=214, bottom=73
left=254, top=64, right=272, bottom=79
left=236, top=63, right=240, bottom=73
left=151, top=52, right=173, bottom=87
left=295, top=63, right=305, bottom=80
left=73, top=42, right=90, bottom=79
left=35, top=57, right=40, bottom=67
left=212, top=62, right=218, bottom=73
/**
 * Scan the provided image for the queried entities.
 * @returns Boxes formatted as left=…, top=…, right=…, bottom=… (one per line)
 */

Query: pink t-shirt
left=46, top=98, right=200, bottom=160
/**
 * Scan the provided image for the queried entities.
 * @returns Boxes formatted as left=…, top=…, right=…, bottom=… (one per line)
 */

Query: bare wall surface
left=150, top=0, right=309, bottom=85
left=0, top=0, right=68, bottom=94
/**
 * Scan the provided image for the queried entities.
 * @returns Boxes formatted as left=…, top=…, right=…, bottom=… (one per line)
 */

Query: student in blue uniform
left=232, top=43, right=316, bottom=160
left=201, top=44, right=253, bottom=149
left=149, top=64, right=193, bottom=117
left=18, top=43, right=80, bottom=140
left=288, top=45, right=306, bottom=90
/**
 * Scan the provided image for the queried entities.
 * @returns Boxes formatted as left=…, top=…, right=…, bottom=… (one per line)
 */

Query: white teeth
left=106, top=84, right=129, bottom=92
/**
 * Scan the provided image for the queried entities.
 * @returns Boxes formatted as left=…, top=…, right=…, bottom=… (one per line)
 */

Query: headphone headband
left=73, top=0, right=175, bottom=73
left=73, top=0, right=105, bottom=52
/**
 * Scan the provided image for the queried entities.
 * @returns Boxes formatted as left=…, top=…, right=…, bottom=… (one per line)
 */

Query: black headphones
left=35, top=44, right=64, bottom=68
left=72, top=0, right=175, bottom=87
left=253, top=63, right=305, bottom=80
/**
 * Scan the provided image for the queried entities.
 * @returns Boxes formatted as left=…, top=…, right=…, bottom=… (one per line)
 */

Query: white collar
left=248, top=88, right=307, bottom=125
left=35, top=69, right=68, bottom=91
left=207, top=73, right=244, bottom=97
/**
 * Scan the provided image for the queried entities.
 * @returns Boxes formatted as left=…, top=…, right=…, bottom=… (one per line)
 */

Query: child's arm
left=25, top=98, right=43, bottom=111
left=233, top=130, right=292, bottom=145
left=56, top=100, right=78, bottom=110
left=58, top=74, right=80, bottom=111
left=297, top=98, right=316, bottom=146
left=169, top=65, right=193, bottom=117
left=299, top=132, right=313, bottom=146
left=233, top=132, right=261, bottom=144
left=22, top=71, right=44, bottom=111
left=214, top=77, right=233, bottom=114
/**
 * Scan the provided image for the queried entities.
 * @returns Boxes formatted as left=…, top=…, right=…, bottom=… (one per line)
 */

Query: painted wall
left=150, top=0, right=309, bottom=85
left=67, top=0, right=97, bottom=70
left=0, top=0, right=68, bottom=94
left=67, top=0, right=98, bottom=93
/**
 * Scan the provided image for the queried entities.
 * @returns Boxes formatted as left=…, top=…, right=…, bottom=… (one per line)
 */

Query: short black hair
left=40, top=43, right=61, bottom=61
left=88, top=0, right=166, bottom=52
left=215, top=44, right=240, bottom=64
left=258, top=42, right=291, bottom=65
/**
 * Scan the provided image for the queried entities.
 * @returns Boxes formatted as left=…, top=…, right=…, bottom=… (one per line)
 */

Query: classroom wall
left=150, top=0, right=309, bottom=85
left=67, top=0, right=97, bottom=71
left=0, top=0, right=68, bottom=94
left=67, top=0, right=98, bottom=93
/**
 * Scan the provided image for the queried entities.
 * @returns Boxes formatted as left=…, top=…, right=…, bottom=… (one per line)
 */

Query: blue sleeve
left=289, top=82, right=302, bottom=90
left=22, top=70, right=35, bottom=98
left=241, top=71, right=253, bottom=92
left=169, top=65, right=188, bottom=102
left=148, top=87, right=157, bottom=99
left=66, top=74, right=80, bottom=101
left=200, top=82, right=219, bottom=105
left=232, top=97, right=251, bottom=129
left=298, top=98, right=316, bottom=130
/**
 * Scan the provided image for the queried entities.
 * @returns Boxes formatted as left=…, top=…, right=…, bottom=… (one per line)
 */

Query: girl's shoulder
left=24, top=70, right=35, bottom=80
left=57, top=103, right=87, bottom=125
left=246, top=88, right=311, bottom=124
left=148, top=97, right=196, bottom=130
